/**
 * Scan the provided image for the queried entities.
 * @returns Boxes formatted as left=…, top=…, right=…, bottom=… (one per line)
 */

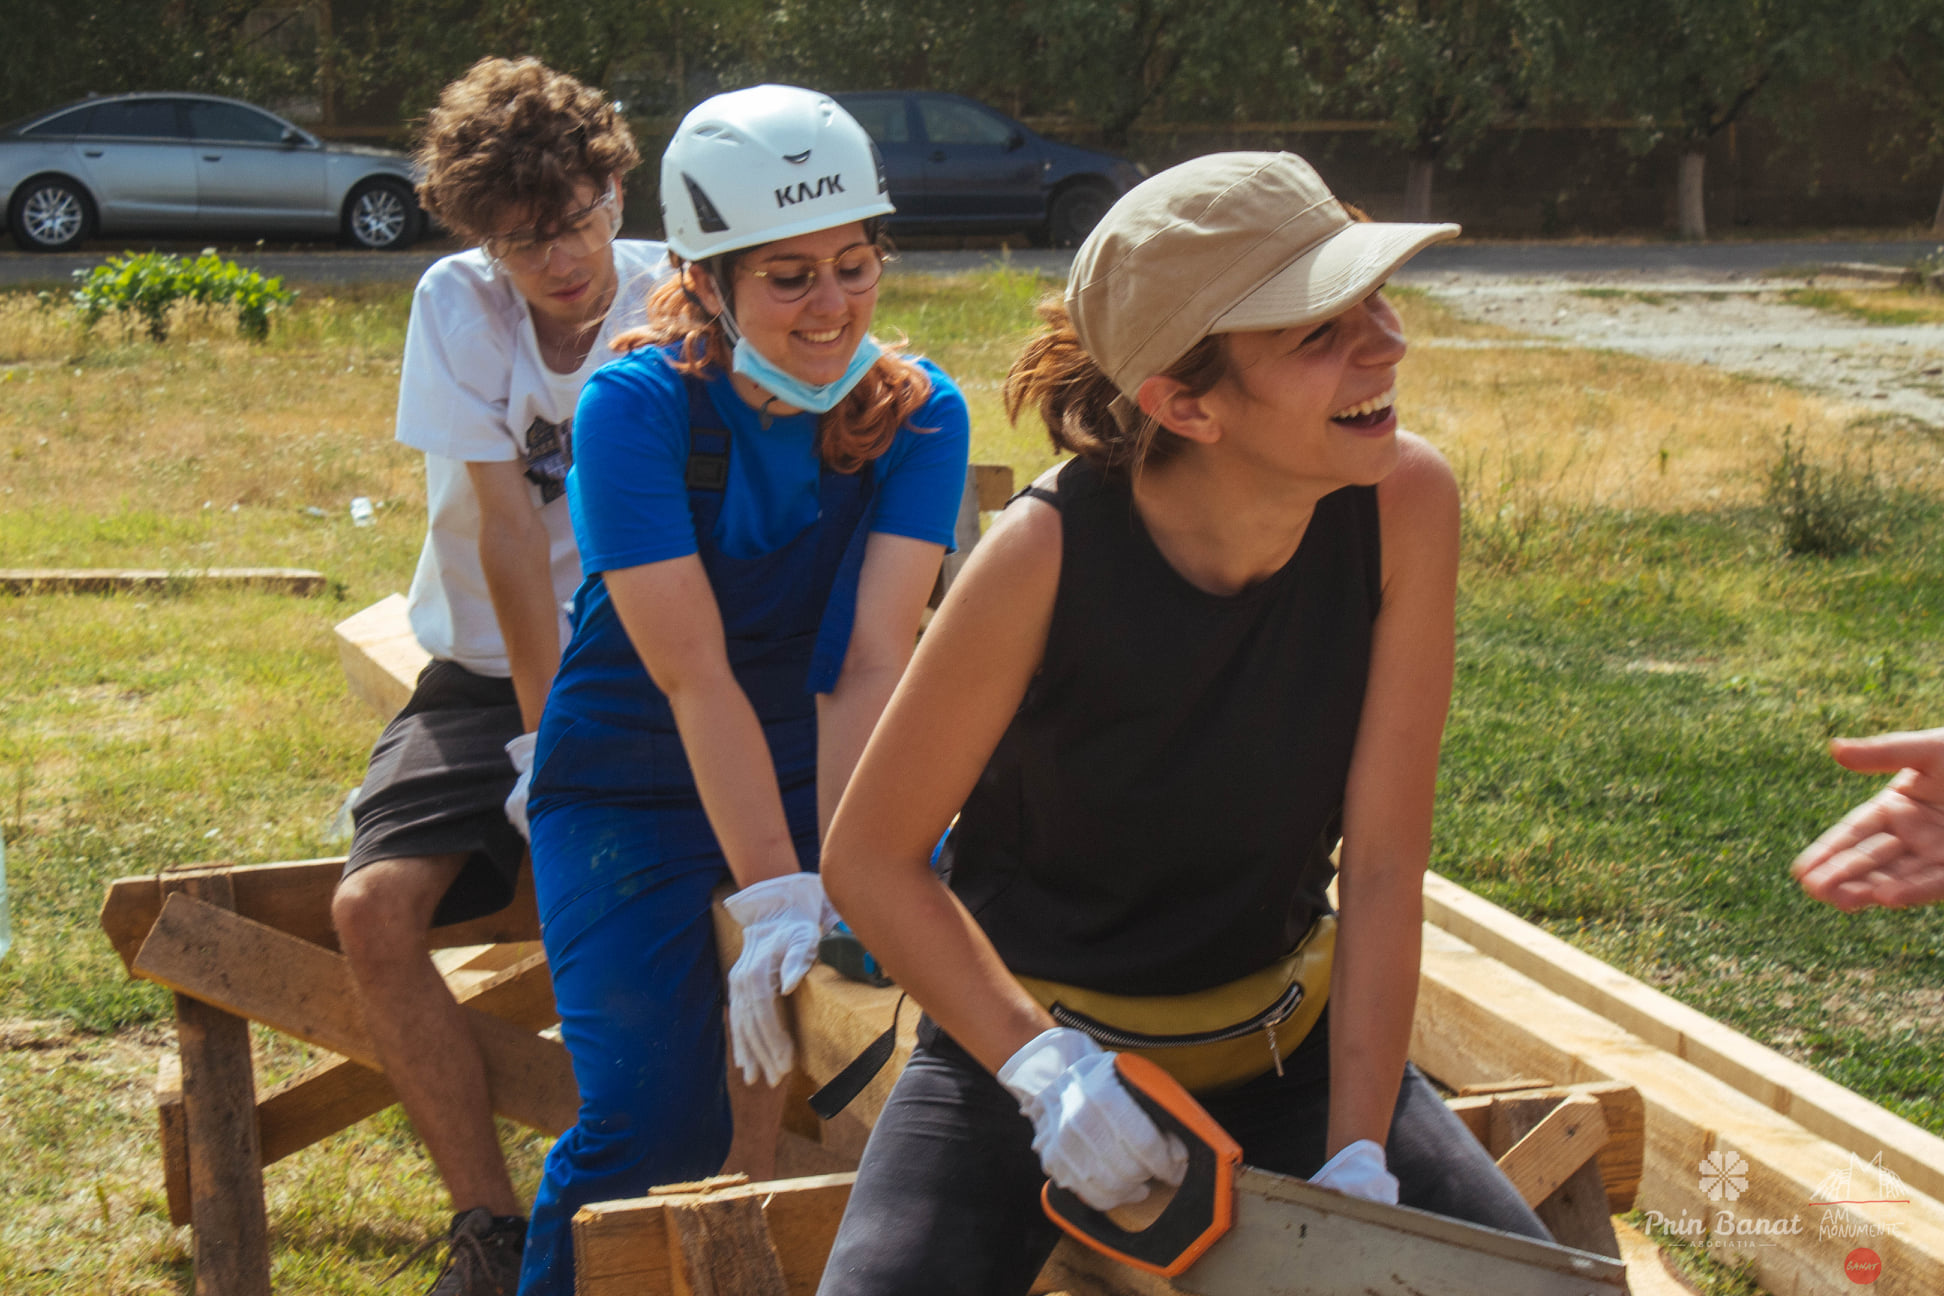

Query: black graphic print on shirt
left=524, top=415, right=574, bottom=504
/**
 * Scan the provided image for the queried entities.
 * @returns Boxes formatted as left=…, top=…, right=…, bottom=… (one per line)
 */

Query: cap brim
left=1210, top=220, right=1458, bottom=335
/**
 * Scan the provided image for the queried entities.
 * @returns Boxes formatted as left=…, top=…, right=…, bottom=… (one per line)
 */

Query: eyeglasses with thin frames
left=743, top=245, right=890, bottom=303
left=484, top=186, right=620, bottom=273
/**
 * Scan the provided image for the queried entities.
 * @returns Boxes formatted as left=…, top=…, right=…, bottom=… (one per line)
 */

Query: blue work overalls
left=518, top=375, right=877, bottom=1296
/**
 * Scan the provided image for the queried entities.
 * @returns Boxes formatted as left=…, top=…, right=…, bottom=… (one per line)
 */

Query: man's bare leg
left=720, top=1024, right=789, bottom=1181
left=333, top=855, right=521, bottom=1216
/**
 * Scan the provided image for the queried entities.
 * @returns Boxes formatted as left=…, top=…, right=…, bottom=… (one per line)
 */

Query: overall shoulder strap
left=682, top=372, right=730, bottom=491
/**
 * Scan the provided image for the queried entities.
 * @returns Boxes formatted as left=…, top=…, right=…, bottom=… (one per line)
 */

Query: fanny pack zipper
left=1046, top=980, right=1306, bottom=1052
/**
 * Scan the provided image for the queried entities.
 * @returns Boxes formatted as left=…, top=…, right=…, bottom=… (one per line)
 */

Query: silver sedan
left=2, top=92, right=424, bottom=252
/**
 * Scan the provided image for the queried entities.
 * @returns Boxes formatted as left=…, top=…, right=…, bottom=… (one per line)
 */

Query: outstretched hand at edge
left=1791, top=729, right=1944, bottom=912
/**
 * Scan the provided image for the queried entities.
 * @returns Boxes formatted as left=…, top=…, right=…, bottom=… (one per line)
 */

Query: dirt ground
left=1413, top=270, right=1944, bottom=432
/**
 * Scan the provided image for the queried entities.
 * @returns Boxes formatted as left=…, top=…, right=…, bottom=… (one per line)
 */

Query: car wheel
left=8, top=175, right=93, bottom=252
left=343, top=179, right=417, bottom=251
left=1047, top=182, right=1116, bottom=248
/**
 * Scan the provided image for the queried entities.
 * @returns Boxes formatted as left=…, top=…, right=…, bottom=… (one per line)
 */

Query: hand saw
left=1043, top=1054, right=1629, bottom=1296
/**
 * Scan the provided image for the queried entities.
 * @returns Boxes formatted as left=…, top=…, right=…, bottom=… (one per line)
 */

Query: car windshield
left=919, top=99, right=1013, bottom=147
left=843, top=99, right=910, bottom=145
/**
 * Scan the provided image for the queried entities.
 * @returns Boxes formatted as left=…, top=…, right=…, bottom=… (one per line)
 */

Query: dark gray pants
left=816, top=1010, right=1549, bottom=1296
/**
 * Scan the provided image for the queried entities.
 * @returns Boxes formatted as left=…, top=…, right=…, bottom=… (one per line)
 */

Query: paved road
left=2, top=237, right=1937, bottom=289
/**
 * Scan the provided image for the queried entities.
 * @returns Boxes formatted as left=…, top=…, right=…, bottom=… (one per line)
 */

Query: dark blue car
left=833, top=91, right=1145, bottom=246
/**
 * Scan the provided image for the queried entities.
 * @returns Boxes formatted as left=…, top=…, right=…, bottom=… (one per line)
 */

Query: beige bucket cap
left=1066, top=151, right=1460, bottom=399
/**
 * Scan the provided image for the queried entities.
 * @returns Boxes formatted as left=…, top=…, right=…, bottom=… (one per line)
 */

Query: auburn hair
left=611, top=253, right=932, bottom=475
left=415, top=57, right=640, bottom=241
left=1003, top=298, right=1230, bottom=476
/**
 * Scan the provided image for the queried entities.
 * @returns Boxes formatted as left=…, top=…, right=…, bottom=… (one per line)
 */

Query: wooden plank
left=1489, top=1094, right=1618, bottom=1258
left=973, top=462, right=1016, bottom=511
left=0, top=567, right=324, bottom=596
left=574, top=1173, right=854, bottom=1296
left=155, top=1053, right=192, bottom=1228
left=1609, top=1215, right=1701, bottom=1296
left=166, top=873, right=271, bottom=1296
left=333, top=592, right=429, bottom=718
left=710, top=900, right=915, bottom=1131
left=1414, top=922, right=1944, bottom=1296
left=1443, top=1081, right=1644, bottom=1211
left=255, top=951, right=556, bottom=1163
left=133, top=893, right=577, bottom=1135
left=664, top=1194, right=790, bottom=1296
left=1424, top=869, right=1944, bottom=1205
left=1495, top=1095, right=1608, bottom=1208
left=100, top=857, right=541, bottom=973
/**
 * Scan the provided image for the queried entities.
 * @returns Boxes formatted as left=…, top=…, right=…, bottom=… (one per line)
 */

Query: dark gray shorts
left=344, top=658, right=527, bottom=927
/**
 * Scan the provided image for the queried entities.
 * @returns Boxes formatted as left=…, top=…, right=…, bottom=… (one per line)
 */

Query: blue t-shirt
left=568, top=344, right=970, bottom=574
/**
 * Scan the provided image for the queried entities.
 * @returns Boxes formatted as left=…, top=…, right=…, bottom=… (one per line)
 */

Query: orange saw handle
left=1040, top=1053, right=1243, bottom=1278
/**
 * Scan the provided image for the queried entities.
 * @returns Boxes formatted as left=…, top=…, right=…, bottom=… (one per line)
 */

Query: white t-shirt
left=396, top=239, right=667, bottom=676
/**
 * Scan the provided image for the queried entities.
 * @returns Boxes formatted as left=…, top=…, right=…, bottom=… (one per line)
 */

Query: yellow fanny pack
left=1013, top=914, right=1335, bottom=1095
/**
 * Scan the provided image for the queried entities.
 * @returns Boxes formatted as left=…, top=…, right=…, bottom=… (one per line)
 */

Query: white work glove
left=722, top=872, right=830, bottom=1087
left=503, top=731, right=536, bottom=842
left=1310, top=1138, right=1399, bottom=1205
left=998, top=1027, right=1189, bottom=1212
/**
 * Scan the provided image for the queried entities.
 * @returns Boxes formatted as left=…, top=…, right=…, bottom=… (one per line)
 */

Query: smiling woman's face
left=723, top=222, right=879, bottom=401
left=1203, top=289, right=1410, bottom=487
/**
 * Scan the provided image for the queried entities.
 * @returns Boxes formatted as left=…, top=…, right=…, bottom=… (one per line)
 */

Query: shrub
left=1763, top=428, right=1883, bottom=557
left=71, top=250, right=297, bottom=343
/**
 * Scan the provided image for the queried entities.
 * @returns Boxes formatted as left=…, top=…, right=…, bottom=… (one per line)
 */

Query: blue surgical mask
left=731, top=334, right=883, bottom=415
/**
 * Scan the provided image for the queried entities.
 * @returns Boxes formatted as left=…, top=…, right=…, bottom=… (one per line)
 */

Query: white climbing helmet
left=660, top=84, right=894, bottom=262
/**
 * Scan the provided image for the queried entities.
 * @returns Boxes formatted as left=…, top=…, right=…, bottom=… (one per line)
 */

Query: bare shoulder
left=949, top=483, right=1063, bottom=601
left=1375, top=432, right=1459, bottom=579
left=1377, top=432, right=1458, bottom=511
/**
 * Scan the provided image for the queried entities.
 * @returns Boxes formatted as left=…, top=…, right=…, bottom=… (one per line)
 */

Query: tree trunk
left=1932, top=178, right=1943, bottom=235
left=1403, top=157, right=1435, bottom=223
left=1677, top=150, right=1707, bottom=241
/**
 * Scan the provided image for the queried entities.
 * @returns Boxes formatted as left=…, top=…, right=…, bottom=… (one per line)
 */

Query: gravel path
left=1410, top=273, right=1944, bottom=430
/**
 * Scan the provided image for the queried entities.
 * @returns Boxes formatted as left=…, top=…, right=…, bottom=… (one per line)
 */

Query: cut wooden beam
left=1424, top=869, right=1944, bottom=1205
left=255, top=951, right=556, bottom=1164
left=333, top=592, right=429, bottom=719
left=133, top=892, right=576, bottom=1135
left=974, top=463, right=1016, bottom=512
left=1489, top=1093, right=1618, bottom=1258
left=711, top=901, right=915, bottom=1131
left=1495, top=1095, right=1608, bottom=1209
left=0, top=567, right=324, bottom=596
left=155, top=1053, right=192, bottom=1228
left=100, top=857, right=540, bottom=973
left=574, top=1173, right=854, bottom=1296
left=1443, top=1081, right=1643, bottom=1213
left=166, top=874, right=271, bottom=1296
left=664, top=1194, right=789, bottom=1296
left=1414, top=922, right=1944, bottom=1296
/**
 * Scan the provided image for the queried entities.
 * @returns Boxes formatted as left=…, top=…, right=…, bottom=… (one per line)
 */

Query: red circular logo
left=1845, top=1247, right=1882, bottom=1284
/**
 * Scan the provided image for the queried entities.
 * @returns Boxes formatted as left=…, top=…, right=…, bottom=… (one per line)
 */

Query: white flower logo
left=1700, top=1149, right=1749, bottom=1202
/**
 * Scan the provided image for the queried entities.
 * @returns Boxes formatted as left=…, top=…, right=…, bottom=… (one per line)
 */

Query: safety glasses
left=742, top=244, right=888, bottom=303
left=484, top=186, right=620, bottom=273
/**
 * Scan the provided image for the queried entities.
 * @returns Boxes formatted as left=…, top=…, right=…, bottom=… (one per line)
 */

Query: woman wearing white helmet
left=514, top=85, right=970, bottom=1295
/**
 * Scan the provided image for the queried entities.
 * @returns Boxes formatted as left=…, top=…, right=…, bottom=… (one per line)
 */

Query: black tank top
left=943, top=456, right=1382, bottom=995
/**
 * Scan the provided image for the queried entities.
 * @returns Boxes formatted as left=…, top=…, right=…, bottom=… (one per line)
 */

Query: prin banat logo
left=1642, top=1148, right=1910, bottom=1264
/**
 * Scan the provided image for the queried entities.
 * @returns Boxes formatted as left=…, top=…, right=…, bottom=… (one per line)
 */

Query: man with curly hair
left=329, top=57, right=663, bottom=1295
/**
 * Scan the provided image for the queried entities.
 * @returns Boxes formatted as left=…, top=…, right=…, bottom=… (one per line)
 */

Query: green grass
left=1781, top=287, right=1944, bottom=326
left=1574, top=287, right=1669, bottom=307
left=5, top=267, right=1943, bottom=1291
left=1438, top=502, right=1944, bottom=1133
